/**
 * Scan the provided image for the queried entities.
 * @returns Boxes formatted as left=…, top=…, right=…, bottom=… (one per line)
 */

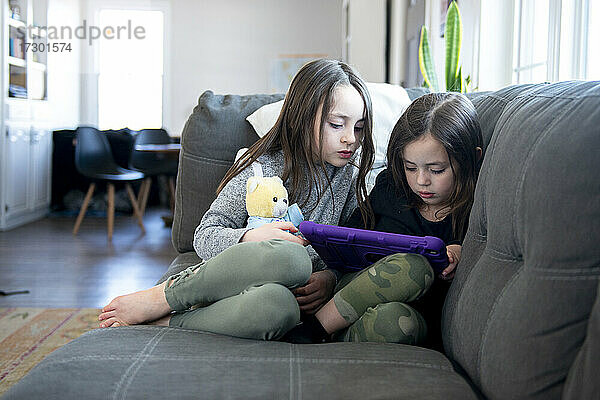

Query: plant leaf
left=444, top=1, right=462, bottom=92
left=464, top=74, right=472, bottom=93
left=418, top=26, right=440, bottom=92
left=457, top=66, right=464, bottom=93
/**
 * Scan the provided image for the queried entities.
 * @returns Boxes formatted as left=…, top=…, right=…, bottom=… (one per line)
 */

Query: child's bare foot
left=98, top=281, right=171, bottom=328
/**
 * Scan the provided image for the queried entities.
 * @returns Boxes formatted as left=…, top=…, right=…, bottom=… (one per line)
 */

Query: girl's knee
left=243, top=283, right=300, bottom=339
left=380, top=302, right=427, bottom=344
left=349, top=302, right=427, bottom=344
left=373, top=253, right=434, bottom=291
left=261, top=239, right=312, bottom=286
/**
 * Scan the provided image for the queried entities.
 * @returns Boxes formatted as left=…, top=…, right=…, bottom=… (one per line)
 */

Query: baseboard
left=0, top=208, right=49, bottom=231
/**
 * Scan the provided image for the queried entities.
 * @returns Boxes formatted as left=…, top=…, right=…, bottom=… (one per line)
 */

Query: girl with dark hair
left=288, top=92, right=483, bottom=350
left=98, top=59, right=376, bottom=340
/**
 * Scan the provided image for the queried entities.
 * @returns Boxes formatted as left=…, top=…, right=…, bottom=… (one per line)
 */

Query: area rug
left=0, top=307, right=101, bottom=395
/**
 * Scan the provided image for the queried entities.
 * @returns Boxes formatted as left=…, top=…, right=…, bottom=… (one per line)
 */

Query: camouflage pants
left=332, top=253, right=434, bottom=344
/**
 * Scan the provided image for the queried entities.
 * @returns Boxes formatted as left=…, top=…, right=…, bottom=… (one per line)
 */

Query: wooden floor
left=0, top=208, right=179, bottom=308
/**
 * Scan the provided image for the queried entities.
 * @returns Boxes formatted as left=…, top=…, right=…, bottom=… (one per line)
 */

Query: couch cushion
left=172, top=91, right=284, bottom=253
left=404, top=87, right=430, bottom=100
left=468, top=84, right=536, bottom=153
left=156, top=251, right=201, bottom=284
left=5, top=326, right=477, bottom=400
left=562, top=280, right=600, bottom=398
left=442, top=80, right=600, bottom=399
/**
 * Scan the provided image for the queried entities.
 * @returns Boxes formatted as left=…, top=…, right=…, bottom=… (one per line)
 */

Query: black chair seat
left=73, top=127, right=146, bottom=240
left=76, top=127, right=145, bottom=183
left=80, top=167, right=145, bottom=181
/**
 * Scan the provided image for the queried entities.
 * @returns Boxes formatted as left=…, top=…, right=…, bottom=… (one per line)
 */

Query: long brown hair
left=217, top=59, right=375, bottom=226
left=387, top=92, right=482, bottom=239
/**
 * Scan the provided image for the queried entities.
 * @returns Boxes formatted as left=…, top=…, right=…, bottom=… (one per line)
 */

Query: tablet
left=299, top=221, right=448, bottom=274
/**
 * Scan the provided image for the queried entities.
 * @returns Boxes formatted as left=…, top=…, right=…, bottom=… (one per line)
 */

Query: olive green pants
left=165, top=239, right=312, bottom=340
left=332, top=253, right=434, bottom=344
left=163, top=239, right=433, bottom=344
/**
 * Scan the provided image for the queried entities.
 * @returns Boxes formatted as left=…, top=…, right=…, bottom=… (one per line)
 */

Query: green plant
left=418, top=1, right=471, bottom=92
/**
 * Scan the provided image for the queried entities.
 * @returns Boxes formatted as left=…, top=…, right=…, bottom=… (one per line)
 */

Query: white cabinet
left=0, top=0, right=51, bottom=230
left=4, top=122, right=31, bottom=216
left=1, top=120, right=51, bottom=230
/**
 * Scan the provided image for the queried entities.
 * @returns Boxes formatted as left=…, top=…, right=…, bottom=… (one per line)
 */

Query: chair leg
left=138, top=177, right=152, bottom=216
left=107, top=183, right=115, bottom=241
left=73, top=183, right=96, bottom=235
left=126, top=183, right=146, bottom=234
left=136, top=179, right=146, bottom=210
left=168, top=176, right=176, bottom=213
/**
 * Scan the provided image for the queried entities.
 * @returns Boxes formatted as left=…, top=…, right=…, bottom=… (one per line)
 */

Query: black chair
left=72, top=127, right=146, bottom=240
left=129, top=128, right=178, bottom=215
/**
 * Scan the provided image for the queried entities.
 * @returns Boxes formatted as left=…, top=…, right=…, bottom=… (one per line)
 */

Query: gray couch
left=5, top=81, right=599, bottom=399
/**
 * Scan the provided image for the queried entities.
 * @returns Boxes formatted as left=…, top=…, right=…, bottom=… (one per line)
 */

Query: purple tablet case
left=299, top=221, right=448, bottom=273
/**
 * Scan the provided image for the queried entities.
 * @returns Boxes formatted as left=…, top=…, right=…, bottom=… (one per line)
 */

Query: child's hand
left=292, top=270, right=336, bottom=314
left=441, top=244, right=462, bottom=281
left=241, top=221, right=309, bottom=246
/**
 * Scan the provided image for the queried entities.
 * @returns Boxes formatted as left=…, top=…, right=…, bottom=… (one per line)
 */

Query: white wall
left=456, top=0, right=480, bottom=90
left=347, top=0, right=387, bottom=83
left=168, top=0, right=344, bottom=137
left=478, top=0, right=514, bottom=90
left=46, top=0, right=82, bottom=129
left=389, top=0, right=409, bottom=85
left=404, top=0, right=425, bottom=88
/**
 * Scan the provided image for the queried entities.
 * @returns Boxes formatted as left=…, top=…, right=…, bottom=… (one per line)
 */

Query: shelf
left=29, top=61, right=46, bottom=71
left=5, top=1, right=49, bottom=104
left=8, top=94, right=28, bottom=100
left=8, top=56, right=26, bottom=68
left=8, top=18, right=26, bottom=29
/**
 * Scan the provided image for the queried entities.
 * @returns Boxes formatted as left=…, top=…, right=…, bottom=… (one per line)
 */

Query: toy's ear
left=274, top=176, right=283, bottom=185
left=247, top=177, right=260, bottom=193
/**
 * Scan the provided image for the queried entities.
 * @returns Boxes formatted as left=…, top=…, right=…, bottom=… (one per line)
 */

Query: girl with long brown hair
left=98, top=59, right=376, bottom=340
left=287, top=92, right=483, bottom=350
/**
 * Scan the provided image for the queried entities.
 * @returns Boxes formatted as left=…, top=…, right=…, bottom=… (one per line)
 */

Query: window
left=513, top=0, right=598, bottom=84
left=586, top=1, right=599, bottom=80
left=97, top=9, right=164, bottom=130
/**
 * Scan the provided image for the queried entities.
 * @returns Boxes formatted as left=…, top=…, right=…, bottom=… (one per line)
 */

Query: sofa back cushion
left=442, top=81, right=600, bottom=399
left=172, top=91, right=284, bottom=252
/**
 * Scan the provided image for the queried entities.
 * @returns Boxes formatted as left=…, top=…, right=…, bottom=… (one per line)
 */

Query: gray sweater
left=193, top=150, right=358, bottom=273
